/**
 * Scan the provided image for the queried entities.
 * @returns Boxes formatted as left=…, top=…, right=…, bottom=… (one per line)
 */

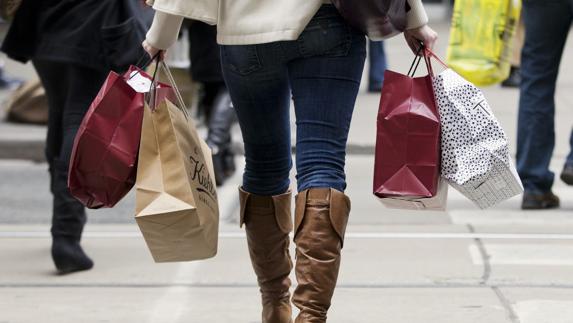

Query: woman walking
left=143, top=1, right=437, bottom=321
left=2, top=0, right=151, bottom=274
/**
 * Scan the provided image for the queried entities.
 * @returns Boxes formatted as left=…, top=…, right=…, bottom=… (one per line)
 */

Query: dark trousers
left=368, top=40, right=387, bottom=90
left=517, top=0, right=573, bottom=193
left=33, top=60, right=108, bottom=239
left=221, top=5, right=366, bottom=195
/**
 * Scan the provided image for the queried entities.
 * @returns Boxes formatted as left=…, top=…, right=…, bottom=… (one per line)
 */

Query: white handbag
left=430, top=51, right=523, bottom=209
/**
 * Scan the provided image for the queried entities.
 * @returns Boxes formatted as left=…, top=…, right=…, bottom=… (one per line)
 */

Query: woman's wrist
left=145, top=11, right=185, bottom=50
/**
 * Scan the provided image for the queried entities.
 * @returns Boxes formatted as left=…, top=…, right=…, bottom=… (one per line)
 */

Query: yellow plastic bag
left=446, top=0, right=521, bottom=87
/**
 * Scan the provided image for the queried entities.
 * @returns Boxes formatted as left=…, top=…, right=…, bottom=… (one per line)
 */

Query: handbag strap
left=407, top=44, right=435, bottom=77
left=407, top=45, right=424, bottom=77
left=127, top=52, right=160, bottom=81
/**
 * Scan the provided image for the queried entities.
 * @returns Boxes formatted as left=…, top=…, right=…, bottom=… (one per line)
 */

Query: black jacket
left=2, top=0, right=153, bottom=72
left=187, top=20, right=223, bottom=83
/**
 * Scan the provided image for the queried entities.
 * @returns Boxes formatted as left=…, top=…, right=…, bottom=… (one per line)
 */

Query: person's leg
left=197, top=82, right=218, bottom=123
left=221, top=43, right=293, bottom=196
left=203, top=81, right=237, bottom=186
left=188, top=20, right=224, bottom=123
left=502, top=19, right=524, bottom=88
left=290, top=10, right=366, bottom=198
left=563, top=129, right=573, bottom=184
left=561, top=0, right=573, bottom=184
left=368, top=40, right=386, bottom=92
left=53, top=64, right=107, bottom=272
left=221, top=42, right=294, bottom=323
left=568, top=129, right=573, bottom=162
left=288, top=5, right=366, bottom=322
left=34, top=60, right=87, bottom=274
left=34, top=60, right=107, bottom=273
left=517, top=0, right=572, bottom=208
left=32, top=60, right=64, bottom=190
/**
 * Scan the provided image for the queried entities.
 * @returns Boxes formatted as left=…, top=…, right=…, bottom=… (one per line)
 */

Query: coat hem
left=217, top=29, right=303, bottom=45
left=152, top=5, right=217, bottom=25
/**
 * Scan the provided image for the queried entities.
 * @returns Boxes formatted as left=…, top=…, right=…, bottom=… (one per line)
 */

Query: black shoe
left=561, top=164, right=573, bottom=185
left=501, top=66, right=521, bottom=88
left=0, top=69, right=23, bottom=90
left=51, top=237, right=94, bottom=274
left=521, top=191, right=560, bottom=210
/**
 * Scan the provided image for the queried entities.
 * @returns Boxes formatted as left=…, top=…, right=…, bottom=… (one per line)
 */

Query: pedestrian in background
left=501, top=19, right=524, bottom=88
left=368, top=40, right=388, bottom=93
left=186, top=20, right=237, bottom=186
left=1, top=0, right=151, bottom=274
left=143, top=0, right=437, bottom=321
left=517, top=0, right=573, bottom=209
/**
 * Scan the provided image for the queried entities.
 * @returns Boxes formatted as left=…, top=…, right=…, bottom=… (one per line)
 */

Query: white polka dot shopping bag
left=427, top=49, right=524, bottom=209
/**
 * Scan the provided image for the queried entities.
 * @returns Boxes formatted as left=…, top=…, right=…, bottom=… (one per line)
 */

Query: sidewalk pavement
left=2, top=155, right=573, bottom=322
left=2, top=17, right=573, bottom=323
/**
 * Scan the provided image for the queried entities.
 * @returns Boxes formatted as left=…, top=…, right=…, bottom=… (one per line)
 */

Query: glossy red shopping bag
left=68, top=65, right=174, bottom=209
left=373, top=52, right=441, bottom=198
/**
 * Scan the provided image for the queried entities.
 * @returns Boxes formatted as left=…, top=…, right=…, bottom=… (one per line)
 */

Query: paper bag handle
left=156, top=61, right=190, bottom=119
left=146, top=58, right=191, bottom=120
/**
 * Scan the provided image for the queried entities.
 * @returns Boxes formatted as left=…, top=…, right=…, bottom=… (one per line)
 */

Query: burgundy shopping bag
left=373, top=52, right=441, bottom=198
left=68, top=65, right=174, bottom=209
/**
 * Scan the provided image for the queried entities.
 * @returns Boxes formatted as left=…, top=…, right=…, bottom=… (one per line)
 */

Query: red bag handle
left=424, top=48, right=449, bottom=71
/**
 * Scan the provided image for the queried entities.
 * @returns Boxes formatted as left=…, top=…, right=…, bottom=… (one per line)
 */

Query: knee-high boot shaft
left=239, top=188, right=294, bottom=323
left=292, top=188, right=350, bottom=323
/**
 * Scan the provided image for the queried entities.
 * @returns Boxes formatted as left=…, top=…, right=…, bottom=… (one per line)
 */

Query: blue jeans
left=517, top=0, right=573, bottom=193
left=220, top=5, right=366, bottom=196
left=368, top=40, right=387, bottom=90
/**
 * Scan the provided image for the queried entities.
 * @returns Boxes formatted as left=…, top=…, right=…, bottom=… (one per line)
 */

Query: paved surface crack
left=493, top=287, right=521, bottom=323
left=467, top=224, right=491, bottom=284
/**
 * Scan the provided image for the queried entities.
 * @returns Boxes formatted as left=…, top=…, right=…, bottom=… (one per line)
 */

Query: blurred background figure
left=0, top=62, right=22, bottom=89
left=186, top=20, right=237, bottom=186
left=501, top=19, right=524, bottom=88
left=517, top=0, right=573, bottom=210
left=368, top=40, right=387, bottom=93
left=1, top=0, right=152, bottom=274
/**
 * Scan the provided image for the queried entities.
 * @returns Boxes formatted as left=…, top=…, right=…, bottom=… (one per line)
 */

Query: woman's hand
left=142, top=40, right=166, bottom=60
left=404, top=25, right=438, bottom=54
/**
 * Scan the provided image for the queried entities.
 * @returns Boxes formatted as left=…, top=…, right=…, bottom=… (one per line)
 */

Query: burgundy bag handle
left=424, top=48, right=449, bottom=71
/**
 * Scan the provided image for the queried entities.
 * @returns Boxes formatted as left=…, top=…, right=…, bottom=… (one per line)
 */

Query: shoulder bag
left=331, top=0, right=409, bottom=40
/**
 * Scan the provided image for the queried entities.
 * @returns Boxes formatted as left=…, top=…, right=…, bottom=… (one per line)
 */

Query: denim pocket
left=221, top=45, right=262, bottom=76
left=297, top=13, right=352, bottom=58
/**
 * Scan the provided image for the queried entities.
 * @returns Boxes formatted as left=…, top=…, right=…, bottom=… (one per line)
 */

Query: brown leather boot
left=292, top=188, right=350, bottom=323
left=239, top=188, right=294, bottom=323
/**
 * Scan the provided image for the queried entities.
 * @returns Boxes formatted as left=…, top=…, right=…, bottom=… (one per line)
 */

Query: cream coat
left=146, top=0, right=429, bottom=49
